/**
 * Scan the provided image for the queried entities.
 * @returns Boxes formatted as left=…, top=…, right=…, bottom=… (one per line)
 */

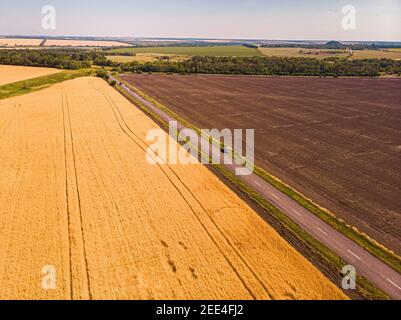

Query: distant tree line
left=2, top=49, right=400, bottom=76
left=109, top=56, right=401, bottom=77
left=0, top=49, right=106, bottom=69
left=242, top=44, right=259, bottom=49
left=105, top=51, right=137, bottom=57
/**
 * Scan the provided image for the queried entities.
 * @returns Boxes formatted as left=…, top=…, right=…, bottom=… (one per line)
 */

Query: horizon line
left=1, top=34, right=401, bottom=43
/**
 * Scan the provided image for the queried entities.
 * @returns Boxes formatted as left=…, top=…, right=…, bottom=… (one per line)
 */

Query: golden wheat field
left=44, top=39, right=130, bottom=47
left=0, top=65, right=60, bottom=86
left=0, top=76, right=347, bottom=300
left=107, top=53, right=189, bottom=63
left=0, top=38, right=43, bottom=47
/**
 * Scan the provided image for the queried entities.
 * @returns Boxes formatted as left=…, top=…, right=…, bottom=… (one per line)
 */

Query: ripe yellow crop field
left=107, top=53, right=189, bottom=63
left=0, top=65, right=60, bottom=86
left=44, top=39, right=130, bottom=47
left=0, top=38, right=43, bottom=47
left=0, top=77, right=347, bottom=300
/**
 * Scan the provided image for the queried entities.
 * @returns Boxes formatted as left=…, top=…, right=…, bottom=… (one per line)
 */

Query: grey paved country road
left=111, top=75, right=401, bottom=299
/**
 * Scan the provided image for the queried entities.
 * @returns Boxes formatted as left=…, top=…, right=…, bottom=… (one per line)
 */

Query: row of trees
left=2, top=49, right=400, bottom=76
left=112, top=56, right=401, bottom=77
left=0, top=49, right=107, bottom=69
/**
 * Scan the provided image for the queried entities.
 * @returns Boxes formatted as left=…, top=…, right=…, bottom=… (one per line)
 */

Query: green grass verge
left=114, top=76, right=390, bottom=300
left=0, top=68, right=94, bottom=100
left=106, top=45, right=263, bottom=57
left=117, top=75, right=401, bottom=278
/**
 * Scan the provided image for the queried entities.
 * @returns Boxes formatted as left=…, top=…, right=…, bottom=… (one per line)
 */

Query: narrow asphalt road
left=111, top=76, right=401, bottom=300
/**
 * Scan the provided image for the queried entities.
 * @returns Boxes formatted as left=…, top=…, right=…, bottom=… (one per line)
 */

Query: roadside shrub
left=96, top=69, right=109, bottom=79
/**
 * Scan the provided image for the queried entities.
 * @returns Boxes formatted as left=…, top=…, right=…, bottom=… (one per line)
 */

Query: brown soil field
left=0, top=65, right=60, bottom=85
left=44, top=39, right=130, bottom=47
left=122, top=74, right=401, bottom=255
left=0, top=38, right=43, bottom=47
left=0, top=76, right=345, bottom=300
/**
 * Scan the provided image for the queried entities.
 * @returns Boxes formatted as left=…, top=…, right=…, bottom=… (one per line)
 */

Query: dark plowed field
left=122, top=74, right=401, bottom=255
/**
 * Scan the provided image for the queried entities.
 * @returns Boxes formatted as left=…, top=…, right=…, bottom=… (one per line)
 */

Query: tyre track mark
left=61, top=93, right=74, bottom=300
left=64, top=93, right=92, bottom=299
left=0, top=106, right=20, bottom=140
left=95, top=83, right=269, bottom=299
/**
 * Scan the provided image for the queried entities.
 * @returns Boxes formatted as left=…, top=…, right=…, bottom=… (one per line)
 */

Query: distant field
left=0, top=38, right=131, bottom=48
left=107, top=53, right=189, bottom=63
left=107, top=55, right=143, bottom=63
left=349, top=49, right=401, bottom=60
left=0, top=38, right=43, bottom=47
left=123, top=73, right=401, bottom=255
left=45, top=39, right=130, bottom=47
left=259, top=47, right=350, bottom=59
left=107, top=45, right=263, bottom=57
left=259, top=47, right=401, bottom=60
left=0, top=65, right=60, bottom=86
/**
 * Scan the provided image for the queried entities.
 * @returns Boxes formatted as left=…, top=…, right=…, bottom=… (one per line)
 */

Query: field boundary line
left=117, top=76, right=401, bottom=276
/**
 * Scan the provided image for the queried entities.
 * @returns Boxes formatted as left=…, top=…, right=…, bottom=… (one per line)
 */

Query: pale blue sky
left=0, top=0, right=400, bottom=41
